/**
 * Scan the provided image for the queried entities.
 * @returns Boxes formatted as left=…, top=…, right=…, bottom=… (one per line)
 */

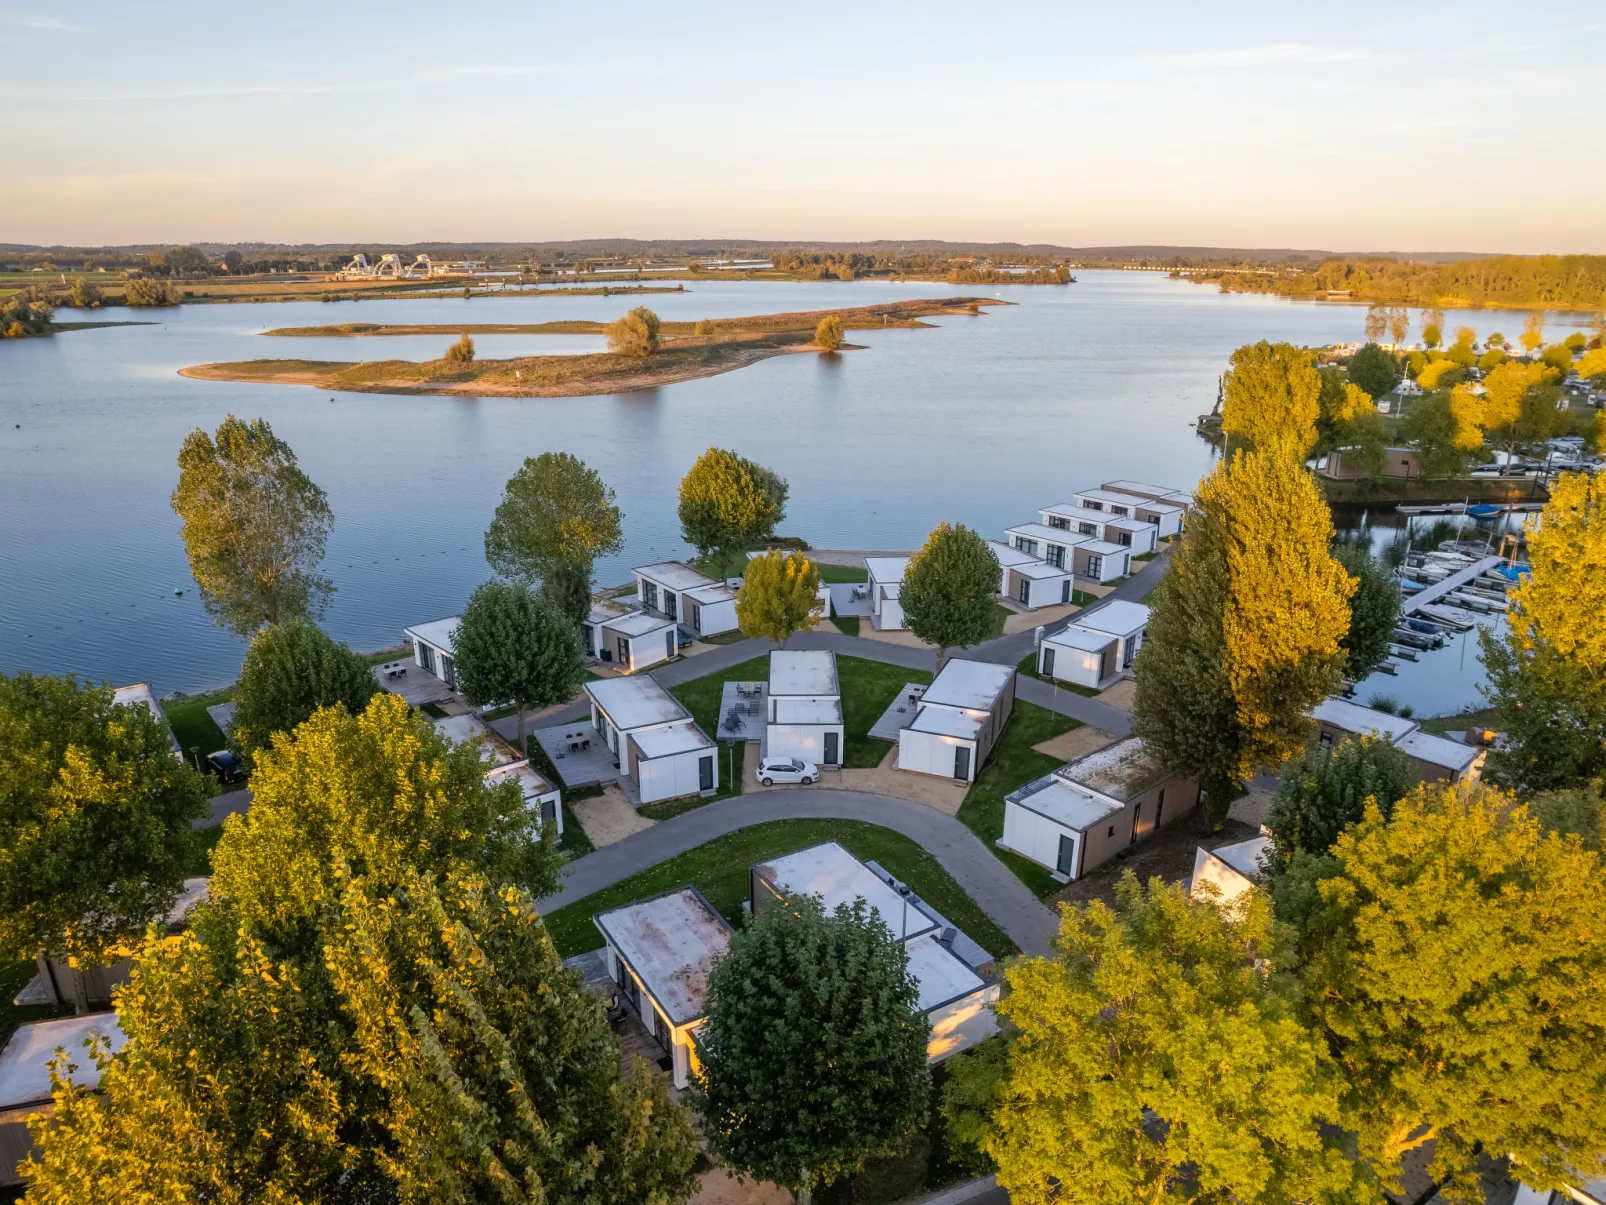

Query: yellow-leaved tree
left=735, top=549, right=822, bottom=646
left=1220, top=341, right=1322, bottom=456
left=1449, top=361, right=1556, bottom=459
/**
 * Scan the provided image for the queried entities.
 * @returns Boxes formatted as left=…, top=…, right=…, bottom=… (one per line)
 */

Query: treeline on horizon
left=1202, top=254, right=1606, bottom=311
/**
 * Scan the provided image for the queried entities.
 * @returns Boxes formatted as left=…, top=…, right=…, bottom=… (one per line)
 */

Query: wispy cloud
left=4, top=13, right=79, bottom=31
left=1142, top=42, right=1366, bottom=69
left=57, top=81, right=384, bottom=101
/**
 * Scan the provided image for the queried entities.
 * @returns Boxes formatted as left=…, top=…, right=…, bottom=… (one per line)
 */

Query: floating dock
left=1401, top=556, right=1506, bottom=618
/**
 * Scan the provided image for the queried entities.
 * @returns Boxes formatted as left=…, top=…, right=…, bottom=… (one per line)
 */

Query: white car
left=758, top=757, right=819, bottom=786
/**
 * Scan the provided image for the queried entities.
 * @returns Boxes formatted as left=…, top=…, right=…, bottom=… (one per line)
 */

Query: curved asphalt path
left=535, top=788, right=1060, bottom=958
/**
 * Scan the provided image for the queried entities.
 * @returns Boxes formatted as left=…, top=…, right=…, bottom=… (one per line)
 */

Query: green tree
left=676, top=446, right=787, bottom=558
left=221, top=249, right=245, bottom=273
left=0, top=673, right=208, bottom=976
left=484, top=451, right=623, bottom=622
left=694, top=894, right=930, bottom=1204
left=1333, top=545, right=1400, bottom=679
left=814, top=315, right=845, bottom=350
left=1528, top=783, right=1604, bottom=851
left=1133, top=449, right=1352, bottom=827
left=66, top=278, right=101, bottom=308
left=229, top=620, right=378, bottom=766
left=443, top=333, right=475, bottom=362
left=605, top=305, right=661, bottom=356
left=1346, top=343, right=1401, bottom=398
left=1266, top=735, right=1414, bottom=866
left=1364, top=302, right=1388, bottom=344
left=735, top=549, right=822, bottom=645
left=1400, top=391, right=1467, bottom=477
left=899, top=522, right=1002, bottom=669
left=938, top=1037, right=1009, bottom=1176
left=1478, top=347, right=1508, bottom=371
left=986, top=874, right=1359, bottom=1205
left=171, top=415, right=334, bottom=636
left=1220, top=341, right=1321, bottom=456
left=1281, top=782, right=1606, bottom=1201
left=451, top=581, right=586, bottom=755
left=1482, top=472, right=1606, bottom=792
left=24, top=695, right=697, bottom=1204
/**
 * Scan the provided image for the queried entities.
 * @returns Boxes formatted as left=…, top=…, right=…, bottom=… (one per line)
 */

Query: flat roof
left=631, top=720, right=713, bottom=760
left=1007, top=521, right=1083, bottom=544
left=755, top=842, right=938, bottom=942
left=685, top=582, right=737, bottom=604
left=1397, top=729, right=1480, bottom=771
left=1209, top=835, right=1271, bottom=880
left=909, top=706, right=984, bottom=740
left=1102, top=479, right=1189, bottom=503
left=1075, top=599, right=1150, bottom=638
left=1013, top=559, right=1073, bottom=580
left=922, top=659, right=1014, bottom=713
left=1057, top=735, right=1169, bottom=803
left=1045, top=624, right=1117, bottom=653
left=600, top=609, right=676, bottom=638
left=485, top=760, right=558, bottom=800
left=1007, top=774, right=1122, bottom=831
left=404, top=615, right=460, bottom=653
left=769, top=650, right=838, bottom=697
left=0, top=1014, right=126, bottom=1109
left=1076, top=488, right=1184, bottom=514
left=114, top=683, right=181, bottom=754
left=593, top=888, right=732, bottom=1026
left=904, top=933, right=986, bottom=1012
left=586, top=676, right=689, bottom=731
left=865, top=556, right=909, bottom=585
left=773, top=697, right=842, bottom=725
left=1080, top=540, right=1128, bottom=556
left=1310, top=697, right=1418, bottom=744
left=432, top=713, right=522, bottom=767
left=986, top=540, right=1040, bottom=567
left=635, top=561, right=717, bottom=592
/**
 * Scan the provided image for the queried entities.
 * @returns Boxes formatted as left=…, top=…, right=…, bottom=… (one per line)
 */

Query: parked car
left=206, top=749, right=245, bottom=785
left=676, top=627, right=696, bottom=650
left=757, top=757, right=819, bottom=786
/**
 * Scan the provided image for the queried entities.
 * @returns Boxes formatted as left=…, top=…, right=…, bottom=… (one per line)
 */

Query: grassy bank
left=541, top=818, right=1019, bottom=961
left=1320, top=476, right=1549, bottom=505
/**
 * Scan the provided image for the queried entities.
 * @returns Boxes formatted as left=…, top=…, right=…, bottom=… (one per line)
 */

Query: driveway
left=536, top=788, right=1060, bottom=958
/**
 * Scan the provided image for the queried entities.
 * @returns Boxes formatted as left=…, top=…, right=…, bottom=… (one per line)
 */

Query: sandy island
left=179, top=297, right=1007, bottom=398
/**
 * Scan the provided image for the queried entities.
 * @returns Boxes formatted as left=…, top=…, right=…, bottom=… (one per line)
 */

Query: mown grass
left=838, top=657, right=932, bottom=768
left=541, top=818, right=1019, bottom=961
left=957, top=701, right=1080, bottom=898
left=831, top=616, right=861, bottom=637
left=161, top=688, right=232, bottom=764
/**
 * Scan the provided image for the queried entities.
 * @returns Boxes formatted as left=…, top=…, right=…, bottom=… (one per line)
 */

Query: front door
left=440, top=654, right=456, bottom=688
left=1042, top=647, right=1055, bottom=679
left=616, top=635, right=630, bottom=668
left=666, top=630, right=676, bottom=660
left=580, top=623, right=593, bottom=656
left=1061, top=579, right=1072, bottom=604
left=1130, top=801, right=1142, bottom=845
left=954, top=745, right=971, bottom=781
left=420, top=644, right=434, bottom=674
left=698, top=755, right=714, bottom=791
left=1056, top=833, right=1076, bottom=877
left=823, top=731, right=839, bottom=766
left=1018, top=575, right=1030, bottom=604
left=663, top=591, right=677, bottom=620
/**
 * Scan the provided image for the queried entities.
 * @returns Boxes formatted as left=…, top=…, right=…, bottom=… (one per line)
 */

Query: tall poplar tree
left=1219, top=341, right=1322, bottom=457
left=735, top=549, right=822, bottom=645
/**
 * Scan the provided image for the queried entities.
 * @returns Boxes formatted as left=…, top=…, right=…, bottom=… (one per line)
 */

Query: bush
left=68, top=279, right=102, bottom=308
left=605, top=306, right=660, bottom=356
left=694, top=319, right=714, bottom=336
left=124, top=278, right=181, bottom=306
left=815, top=315, right=845, bottom=351
left=1347, top=343, right=1400, bottom=397
left=443, top=334, right=475, bottom=363
left=1365, top=693, right=1398, bottom=714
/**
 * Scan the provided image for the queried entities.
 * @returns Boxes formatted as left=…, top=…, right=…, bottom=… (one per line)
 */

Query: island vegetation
left=179, top=297, right=1007, bottom=397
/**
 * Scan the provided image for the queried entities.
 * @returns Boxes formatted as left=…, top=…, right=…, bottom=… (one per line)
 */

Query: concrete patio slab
left=1032, top=726, right=1116, bottom=761
left=1002, top=602, right=1079, bottom=635
left=868, top=683, right=929, bottom=742
left=828, top=583, right=874, bottom=617
left=715, top=680, right=766, bottom=743
left=1095, top=678, right=1138, bottom=712
left=570, top=785, right=655, bottom=847
left=860, top=625, right=934, bottom=651
left=836, top=745, right=970, bottom=815
left=372, top=658, right=457, bottom=706
left=535, top=723, right=617, bottom=788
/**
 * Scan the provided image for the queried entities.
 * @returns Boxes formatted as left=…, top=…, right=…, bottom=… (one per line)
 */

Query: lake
left=0, top=272, right=1585, bottom=709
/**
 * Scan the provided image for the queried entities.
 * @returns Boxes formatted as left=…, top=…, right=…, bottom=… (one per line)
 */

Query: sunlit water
left=0, top=273, right=1586, bottom=707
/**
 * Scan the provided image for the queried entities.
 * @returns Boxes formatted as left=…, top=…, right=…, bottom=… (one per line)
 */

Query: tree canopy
left=1266, top=735, right=1414, bottom=867
left=694, top=894, right=930, bottom=1200
left=1279, top=782, right=1606, bottom=1200
left=814, top=315, right=844, bottom=350
left=0, top=673, right=209, bottom=968
left=1399, top=391, right=1468, bottom=477
left=170, top=415, right=334, bottom=636
left=483, top=452, right=624, bottom=602
left=987, top=874, right=1359, bottom=1205
left=1346, top=343, right=1400, bottom=399
left=676, top=447, right=787, bottom=558
left=25, top=694, right=697, bottom=1204
left=1219, top=341, right=1322, bottom=456
left=451, top=581, right=586, bottom=754
left=735, top=549, right=822, bottom=645
left=899, top=522, right=1001, bottom=665
left=1333, top=545, right=1400, bottom=680
left=605, top=305, right=661, bottom=356
left=230, top=619, right=378, bottom=766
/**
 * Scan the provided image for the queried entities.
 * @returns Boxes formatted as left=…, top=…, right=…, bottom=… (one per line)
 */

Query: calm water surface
left=0, top=273, right=1584, bottom=709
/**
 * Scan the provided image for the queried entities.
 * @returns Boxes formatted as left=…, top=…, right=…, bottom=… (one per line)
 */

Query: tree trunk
left=934, top=644, right=948, bottom=677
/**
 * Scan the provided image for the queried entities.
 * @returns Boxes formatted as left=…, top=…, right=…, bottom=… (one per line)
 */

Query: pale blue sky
left=3, top=1, right=1602, bottom=251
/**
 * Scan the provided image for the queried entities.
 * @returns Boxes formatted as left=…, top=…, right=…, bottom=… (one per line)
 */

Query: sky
left=3, top=0, right=1603, bottom=253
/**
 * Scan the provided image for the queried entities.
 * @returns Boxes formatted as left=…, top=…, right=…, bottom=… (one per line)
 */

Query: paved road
left=536, top=789, right=1060, bottom=958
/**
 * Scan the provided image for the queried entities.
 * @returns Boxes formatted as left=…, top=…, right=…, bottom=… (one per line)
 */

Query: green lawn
left=1070, top=588, right=1099, bottom=606
left=985, top=601, right=1010, bottom=640
left=830, top=615, right=861, bottom=637
left=817, top=564, right=868, bottom=584
left=161, top=687, right=232, bottom=760
left=671, top=654, right=769, bottom=744
left=1420, top=706, right=1501, bottom=736
left=957, top=700, right=1080, bottom=899
left=361, top=644, right=411, bottom=666
left=1133, top=551, right=1158, bottom=563
left=1014, top=652, right=1099, bottom=696
left=542, top=818, right=1019, bottom=961
left=838, top=657, right=932, bottom=768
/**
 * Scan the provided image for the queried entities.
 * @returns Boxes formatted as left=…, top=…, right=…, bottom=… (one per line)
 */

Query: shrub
left=605, top=306, right=660, bottom=356
left=124, top=278, right=181, bottom=306
left=694, top=319, right=714, bottom=336
left=443, top=334, right=475, bottom=363
left=815, top=315, right=845, bottom=351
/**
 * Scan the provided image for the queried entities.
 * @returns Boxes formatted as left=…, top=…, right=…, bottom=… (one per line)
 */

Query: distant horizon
left=4, top=1, right=1602, bottom=252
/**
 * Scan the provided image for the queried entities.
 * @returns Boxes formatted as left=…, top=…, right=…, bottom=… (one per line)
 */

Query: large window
left=1046, top=515, right=1069, bottom=530
left=1045, top=545, right=1065, bottom=569
left=1014, top=536, right=1038, bottom=557
left=1078, top=522, right=1098, bottom=536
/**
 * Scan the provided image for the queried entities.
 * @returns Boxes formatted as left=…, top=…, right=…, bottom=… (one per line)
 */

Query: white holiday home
left=403, top=615, right=461, bottom=689
left=432, top=713, right=563, bottom=836
left=580, top=605, right=678, bottom=673
left=1190, top=835, right=1272, bottom=908
left=1000, top=736, right=1198, bottom=881
left=112, top=683, right=182, bottom=758
left=986, top=540, right=1078, bottom=610
left=592, top=887, right=732, bottom=1090
left=1101, top=479, right=1190, bottom=507
left=1003, top=523, right=1130, bottom=584
left=866, top=556, right=910, bottom=630
left=1036, top=600, right=1150, bottom=689
left=1309, top=697, right=1485, bottom=785
left=765, top=650, right=844, bottom=767
left=750, top=842, right=1000, bottom=1061
left=1035, top=504, right=1158, bottom=554
left=897, top=659, right=1016, bottom=783
left=585, top=676, right=718, bottom=803
left=1072, top=488, right=1185, bottom=539
left=633, top=561, right=738, bottom=639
